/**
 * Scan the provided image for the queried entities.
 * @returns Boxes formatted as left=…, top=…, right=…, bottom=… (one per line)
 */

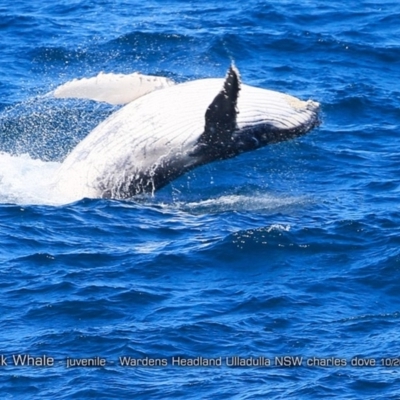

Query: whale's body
left=53, top=67, right=320, bottom=200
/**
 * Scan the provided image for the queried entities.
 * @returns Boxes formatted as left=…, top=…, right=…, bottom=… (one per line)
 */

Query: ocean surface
left=0, top=0, right=400, bottom=398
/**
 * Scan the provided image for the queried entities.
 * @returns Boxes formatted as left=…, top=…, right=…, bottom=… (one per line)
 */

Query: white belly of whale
left=53, top=72, right=319, bottom=201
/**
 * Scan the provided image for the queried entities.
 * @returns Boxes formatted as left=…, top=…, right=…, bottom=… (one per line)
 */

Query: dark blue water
left=1, top=1, right=400, bottom=398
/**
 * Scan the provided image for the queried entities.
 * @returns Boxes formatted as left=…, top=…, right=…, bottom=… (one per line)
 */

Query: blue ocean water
left=0, top=0, right=400, bottom=398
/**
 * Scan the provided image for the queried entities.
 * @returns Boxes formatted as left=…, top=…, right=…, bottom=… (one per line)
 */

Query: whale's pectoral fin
left=53, top=72, right=175, bottom=105
left=191, top=65, right=241, bottom=160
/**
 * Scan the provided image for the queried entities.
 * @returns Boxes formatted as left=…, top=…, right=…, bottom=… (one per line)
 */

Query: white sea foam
left=169, top=193, right=307, bottom=214
left=0, top=152, right=63, bottom=205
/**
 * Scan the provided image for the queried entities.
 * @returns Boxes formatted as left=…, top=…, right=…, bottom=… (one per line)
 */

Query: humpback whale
left=53, top=66, right=320, bottom=200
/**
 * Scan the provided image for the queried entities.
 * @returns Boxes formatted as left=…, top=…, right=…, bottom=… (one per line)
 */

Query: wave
left=170, top=193, right=308, bottom=214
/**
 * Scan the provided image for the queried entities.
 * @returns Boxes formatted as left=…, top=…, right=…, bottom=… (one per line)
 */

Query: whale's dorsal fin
left=193, top=65, right=241, bottom=159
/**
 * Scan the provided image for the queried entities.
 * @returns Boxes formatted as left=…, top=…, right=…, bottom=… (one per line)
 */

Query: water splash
left=0, top=152, right=61, bottom=205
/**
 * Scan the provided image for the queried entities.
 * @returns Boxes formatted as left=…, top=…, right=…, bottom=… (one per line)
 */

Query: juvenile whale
left=53, top=66, right=320, bottom=200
